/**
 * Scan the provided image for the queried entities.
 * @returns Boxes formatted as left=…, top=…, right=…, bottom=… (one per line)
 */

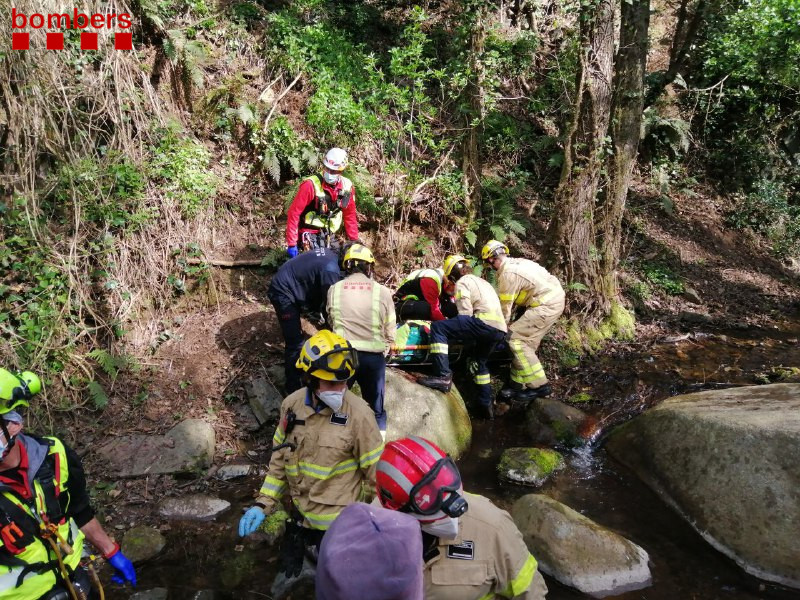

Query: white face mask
left=421, top=516, right=459, bottom=540
left=317, top=389, right=345, bottom=412
left=322, top=171, right=340, bottom=185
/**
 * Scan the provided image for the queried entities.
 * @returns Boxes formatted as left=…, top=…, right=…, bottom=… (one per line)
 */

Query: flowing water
left=131, top=320, right=800, bottom=599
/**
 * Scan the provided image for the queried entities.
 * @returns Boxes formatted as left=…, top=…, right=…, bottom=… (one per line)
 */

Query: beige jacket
left=328, top=273, right=396, bottom=353
left=455, top=274, right=507, bottom=332
left=423, top=494, right=547, bottom=599
left=256, top=388, right=383, bottom=530
left=497, top=258, right=565, bottom=323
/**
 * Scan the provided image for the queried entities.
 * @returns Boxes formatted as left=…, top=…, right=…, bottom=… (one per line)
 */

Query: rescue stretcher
left=386, top=320, right=511, bottom=366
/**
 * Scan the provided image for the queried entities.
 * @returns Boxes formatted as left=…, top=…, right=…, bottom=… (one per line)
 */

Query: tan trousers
left=508, top=299, right=564, bottom=389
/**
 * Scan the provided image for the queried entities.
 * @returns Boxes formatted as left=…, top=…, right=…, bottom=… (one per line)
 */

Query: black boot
left=498, top=382, right=523, bottom=402
left=477, top=403, right=494, bottom=420
left=417, top=374, right=452, bottom=393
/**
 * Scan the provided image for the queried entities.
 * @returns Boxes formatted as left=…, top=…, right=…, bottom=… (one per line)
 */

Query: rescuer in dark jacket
left=267, top=248, right=343, bottom=393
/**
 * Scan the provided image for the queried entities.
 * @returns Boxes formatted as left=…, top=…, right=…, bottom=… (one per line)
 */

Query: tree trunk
left=462, top=3, right=487, bottom=223
left=598, top=0, right=650, bottom=299
left=544, top=0, right=615, bottom=320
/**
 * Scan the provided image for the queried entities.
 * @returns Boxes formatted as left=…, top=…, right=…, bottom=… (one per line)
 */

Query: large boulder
left=122, top=526, right=166, bottom=564
left=606, top=383, right=800, bottom=589
left=384, top=368, right=471, bottom=458
left=512, top=494, right=651, bottom=597
left=97, top=419, right=215, bottom=478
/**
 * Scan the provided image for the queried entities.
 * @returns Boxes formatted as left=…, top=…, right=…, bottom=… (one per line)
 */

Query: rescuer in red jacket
left=285, top=148, right=359, bottom=256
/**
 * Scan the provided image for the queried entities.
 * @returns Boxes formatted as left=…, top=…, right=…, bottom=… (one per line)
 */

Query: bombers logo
left=10, top=7, right=133, bottom=50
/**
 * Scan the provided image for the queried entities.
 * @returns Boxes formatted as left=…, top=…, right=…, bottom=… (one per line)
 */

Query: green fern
left=89, top=349, right=120, bottom=378
left=87, top=380, right=109, bottom=410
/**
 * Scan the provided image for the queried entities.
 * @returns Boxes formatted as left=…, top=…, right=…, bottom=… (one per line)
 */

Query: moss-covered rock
left=122, top=526, right=166, bottom=564
left=258, top=509, right=289, bottom=546
left=498, top=447, right=565, bottom=486
left=219, top=551, right=257, bottom=589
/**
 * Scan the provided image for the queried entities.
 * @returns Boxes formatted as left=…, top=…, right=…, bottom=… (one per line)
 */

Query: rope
left=42, top=534, right=79, bottom=600
left=87, top=561, right=105, bottom=600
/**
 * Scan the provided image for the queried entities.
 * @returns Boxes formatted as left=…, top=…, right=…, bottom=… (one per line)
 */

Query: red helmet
left=377, top=436, right=468, bottom=518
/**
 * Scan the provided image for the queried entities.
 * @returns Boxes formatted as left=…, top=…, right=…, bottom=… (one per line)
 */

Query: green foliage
left=251, top=117, right=318, bottom=185
left=0, top=197, right=75, bottom=367
left=465, top=176, right=528, bottom=250
left=693, top=0, right=800, bottom=196
left=88, top=348, right=139, bottom=381
left=640, top=262, right=685, bottom=296
left=150, top=126, right=218, bottom=217
left=726, top=179, right=800, bottom=258
left=87, top=380, right=110, bottom=410
left=52, top=154, right=151, bottom=230
left=169, top=244, right=211, bottom=294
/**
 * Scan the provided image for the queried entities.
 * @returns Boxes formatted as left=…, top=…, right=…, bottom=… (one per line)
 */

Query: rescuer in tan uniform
left=237, top=330, right=383, bottom=594
left=417, top=255, right=507, bottom=419
left=327, top=243, right=396, bottom=437
left=377, top=436, right=548, bottom=599
left=482, top=241, right=565, bottom=404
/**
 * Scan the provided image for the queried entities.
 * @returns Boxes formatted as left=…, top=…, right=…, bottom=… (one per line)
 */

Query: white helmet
left=323, top=148, right=348, bottom=171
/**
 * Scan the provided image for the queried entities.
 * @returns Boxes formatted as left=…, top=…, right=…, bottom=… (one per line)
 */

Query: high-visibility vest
left=0, top=437, right=86, bottom=599
left=300, top=175, right=353, bottom=234
left=395, top=268, right=444, bottom=301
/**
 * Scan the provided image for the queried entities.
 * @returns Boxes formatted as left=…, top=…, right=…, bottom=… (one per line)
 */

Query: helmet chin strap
left=0, top=420, right=17, bottom=457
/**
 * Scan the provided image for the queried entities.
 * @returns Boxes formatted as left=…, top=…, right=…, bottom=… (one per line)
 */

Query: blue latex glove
left=239, top=506, right=266, bottom=537
left=108, top=549, right=136, bottom=586
left=287, top=246, right=298, bottom=258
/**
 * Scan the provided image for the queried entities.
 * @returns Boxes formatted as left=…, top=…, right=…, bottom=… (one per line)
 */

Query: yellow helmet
left=342, top=244, right=375, bottom=265
left=0, top=368, right=39, bottom=414
left=481, top=240, right=509, bottom=260
left=296, top=330, right=359, bottom=382
left=443, top=254, right=467, bottom=278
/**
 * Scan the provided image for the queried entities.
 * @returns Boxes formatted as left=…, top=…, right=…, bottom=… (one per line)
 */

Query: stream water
left=130, top=321, right=800, bottom=599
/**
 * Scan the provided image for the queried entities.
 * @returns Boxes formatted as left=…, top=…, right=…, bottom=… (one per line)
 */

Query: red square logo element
left=46, top=33, right=64, bottom=50
left=81, top=32, right=98, bottom=50
left=12, top=33, right=29, bottom=51
left=114, top=32, right=132, bottom=50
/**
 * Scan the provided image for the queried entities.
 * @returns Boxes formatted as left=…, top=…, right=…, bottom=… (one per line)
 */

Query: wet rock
left=679, top=310, right=712, bottom=325
left=216, top=463, right=253, bottom=480
left=97, top=419, right=215, bottom=478
left=384, top=367, right=471, bottom=458
left=513, top=494, right=651, bottom=597
left=498, top=448, right=565, bottom=486
left=525, top=398, right=595, bottom=447
left=245, top=376, right=282, bottom=425
left=122, top=526, right=166, bottom=564
left=130, top=589, right=168, bottom=600
left=682, top=286, right=702, bottom=305
left=219, top=550, right=257, bottom=588
left=607, top=383, right=800, bottom=589
left=232, top=403, right=261, bottom=433
left=158, top=494, right=231, bottom=521
left=270, top=558, right=316, bottom=600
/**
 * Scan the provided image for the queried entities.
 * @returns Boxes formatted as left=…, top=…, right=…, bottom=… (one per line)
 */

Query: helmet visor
left=309, top=346, right=359, bottom=381
left=406, top=456, right=464, bottom=516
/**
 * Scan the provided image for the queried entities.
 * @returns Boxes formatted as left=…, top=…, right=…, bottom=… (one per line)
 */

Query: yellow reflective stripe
left=285, top=464, right=299, bottom=477
left=476, top=311, right=504, bottom=322
left=359, top=443, right=384, bottom=468
left=499, top=292, right=517, bottom=302
left=295, top=457, right=362, bottom=480
left=430, top=343, right=448, bottom=354
left=259, top=475, right=286, bottom=499
left=515, top=289, right=530, bottom=306
left=303, top=211, right=344, bottom=232
left=331, top=283, right=345, bottom=338
left=293, top=500, right=341, bottom=530
left=501, top=553, right=538, bottom=597
left=474, top=373, right=491, bottom=385
left=273, top=427, right=286, bottom=445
